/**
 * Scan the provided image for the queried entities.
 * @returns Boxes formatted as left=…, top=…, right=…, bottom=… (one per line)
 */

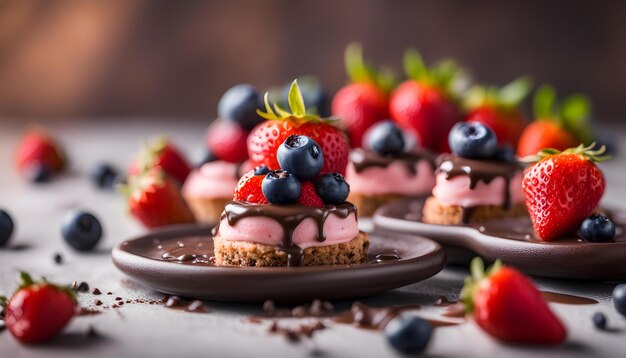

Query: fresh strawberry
left=129, top=137, right=191, bottom=184
left=233, top=170, right=268, bottom=204
left=248, top=80, right=350, bottom=175
left=461, top=258, right=566, bottom=345
left=15, top=128, right=66, bottom=174
left=297, top=182, right=324, bottom=208
left=331, top=43, right=392, bottom=147
left=205, top=119, right=249, bottom=163
left=517, top=85, right=593, bottom=157
left=389, top=50, right=465, bottom=153
left=522, top=143, right=607, bottom=241
left=120, top=168, right=195, bottom=228
left=1, top=272, right=76, bottom=344
left=465, top=77, right=532, bottom=147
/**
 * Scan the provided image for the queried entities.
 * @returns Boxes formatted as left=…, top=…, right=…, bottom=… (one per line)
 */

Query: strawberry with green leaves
left=331, top=43, right=394, bottom=147
left=517, top=85, right=593, bottom=157
left=1, top=272, right=77, bottom=344
left=461, top=258, right=566, bottom=345
left=465, top=77, right=532, bottom=148
left=390, top=49, right=466, bottom=153
left=120, top=168, right=195, bottom=228
left=15, top=128, right=66, bottom=182
left=248, top=80, right=350, bottom=175
left=128, top=137, right=192, bottom=184
left=522, top=143, right=608, bottom=241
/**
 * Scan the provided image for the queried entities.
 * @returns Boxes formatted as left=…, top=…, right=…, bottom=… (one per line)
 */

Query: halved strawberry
left=120, top=168, right=195, bottom=228
left=248, top=80, right=350, bottom=175
left=1, top=272, right=76, bottom=344
left=464, top=77, right=532, bottom=147
left=16, top=128, right=66, bottom=175
left=522, top=143, right=607, bottom=241
left=517, top=85, right=593, bottom=157
left=233, top=170, right=268, bottom=204
left=389, top=50, right=465, bottom=153
left=331, top=43, right=393, bottom=147
left=461, top=258, right=566, bottom=345
left=128, top=137, right=191, bottom=184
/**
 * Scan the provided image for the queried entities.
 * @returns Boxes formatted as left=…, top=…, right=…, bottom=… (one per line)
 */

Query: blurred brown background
left=0, top=0, right=625, bottom=121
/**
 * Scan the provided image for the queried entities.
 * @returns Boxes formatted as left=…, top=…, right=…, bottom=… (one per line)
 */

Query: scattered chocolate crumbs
left=94, top=299, right=103, bottom=306
left=266, top=320, right=326, bottom=343
left=112, top=304, right=118, bottom=308
left=107, top=292, right=112, bottom=295
left=115, top=297, right=122, bottom=301
left=53, top=253, right=63, bottom=265
left=73, top=281, right=89, bottom=292
left=126, top=300, right=131, bottom=303
left=86, top=326, right=99, bottom=338
left=165, top=296, right=182, bottom=308
left=92, top=288, right=101, bottom=295
left=77, top=307, right=101, bottom=316
left=118, top=302, right=124, bottom=306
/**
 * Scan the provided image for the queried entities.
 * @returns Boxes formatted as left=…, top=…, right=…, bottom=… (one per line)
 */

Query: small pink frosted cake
left=213, top=201, right=368, bottom=267
left=422, top=154, right=527, bottom=225
left=346, top=148, right=436, bottom=216
left=182, top=161, right=241, bottom=223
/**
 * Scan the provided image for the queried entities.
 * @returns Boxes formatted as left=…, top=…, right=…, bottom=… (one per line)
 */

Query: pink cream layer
left=182, top=161, right=239, bottom=199
left=432, top=172, right=524, bottom=207
left=216, top=212, right=359, bottom=250
left=346, top=160, right=436, bottom=196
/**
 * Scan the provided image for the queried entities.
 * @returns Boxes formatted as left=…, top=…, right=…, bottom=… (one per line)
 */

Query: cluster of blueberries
left=0, top=209, right=102, bottom=252
left=260, top=135, right=349, bottom=205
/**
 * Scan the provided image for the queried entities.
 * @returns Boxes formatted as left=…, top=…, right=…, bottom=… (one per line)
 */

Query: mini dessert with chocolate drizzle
left=212, top=81, right=367, bottom=267
left=422, top=122, right=527, bottom=224
left=346, top=121, right=436, bottom=217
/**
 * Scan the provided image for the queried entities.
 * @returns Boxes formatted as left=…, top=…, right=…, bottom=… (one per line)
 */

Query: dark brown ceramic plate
left=373, top=198, right=626, bottom=280
left=112, top=224, right=446, bottom=303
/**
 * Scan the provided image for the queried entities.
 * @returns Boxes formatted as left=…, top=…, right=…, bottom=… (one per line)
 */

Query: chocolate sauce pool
left=216, top=201, right=357, bottom=266
left=350, top=148, right=436, bottom=175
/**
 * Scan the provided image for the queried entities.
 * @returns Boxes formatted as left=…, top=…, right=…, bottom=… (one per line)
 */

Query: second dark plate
left=374, top=198, right=626, bottom=280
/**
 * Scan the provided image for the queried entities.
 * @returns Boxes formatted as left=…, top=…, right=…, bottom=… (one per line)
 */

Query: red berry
left=206, top=119, right=249, bottom=163
left=121, top=168, right=195, bottom=228
left=462, top=258, right=566, bottom=345
left=297, top=182, right=324, bottom=208
left=517, top=121, right=578, bottom=158
left=15, top=129, right=66, bottom=175
left=466, top=106, right=526, bottom=147
left=522, top=145, right=606, bottom=241
left=129, top=137, right=191, bottom=184
left=3, top=272, right=76, bottom=344
left=233, top=170, right=268, bottom=204
left=332, top=82, right=388, bottom=147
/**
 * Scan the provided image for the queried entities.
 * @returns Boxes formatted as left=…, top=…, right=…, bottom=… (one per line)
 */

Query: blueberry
left=218, top=84, right=262, bottom=130
left=24, top=162, right=52, bottom=183
left=448, top=122, right=498, bottom=159
left=314, top=173, right=350, bottom=205
left=61, top=211, right=102, bottom=251
left=262, top=170, right=301, bottom=204
left=580, top=214, right=615, bottom=243
left=384, top=315, right=432, bottom=354
left=254, top=165, right=270, bottom=176
left=281, top=77, right=330, bottom=117
left=89, top=163, right=118, bottom=189
left=197, top=148, right=218, bottom=168
left=495, top=144, right=517, bottom=163
left=365, top=121, right=405, bottom=156
left=0, top=209, right=14, bottom=247
left=277, top=135, right=324, bottom=181
left=592, top=312, right=607, bottom=330
left=612, top=283, right=626, bottom=318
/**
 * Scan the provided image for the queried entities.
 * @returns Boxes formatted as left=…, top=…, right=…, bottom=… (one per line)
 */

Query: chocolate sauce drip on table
left=350, top=148, right=436, bottom=175
left=216, top=201, right=357, bottom=267
left=436, top=154, right=522, bottom=222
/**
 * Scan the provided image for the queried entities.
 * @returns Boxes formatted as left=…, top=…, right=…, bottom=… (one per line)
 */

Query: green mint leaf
left=561, top=94, right=592, bottom=144
left=533, top=85, right=556, bottom=119
left=404, top=49, right=428, bottom=82
left=498, top=76, right=532, bottom=108
left=345, top=43, right=374, bottom=84
left=287, top=80, right=306, bottom=117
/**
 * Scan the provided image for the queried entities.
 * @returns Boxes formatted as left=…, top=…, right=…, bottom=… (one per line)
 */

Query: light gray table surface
left=1, top=119, right=625, bottom=358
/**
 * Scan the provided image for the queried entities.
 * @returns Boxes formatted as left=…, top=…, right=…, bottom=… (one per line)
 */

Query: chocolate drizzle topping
left=215, top=201, right=357, bottom=266
left=436, top=154, right=523, bottom=222
left=350, top=148, right=436, bottom=175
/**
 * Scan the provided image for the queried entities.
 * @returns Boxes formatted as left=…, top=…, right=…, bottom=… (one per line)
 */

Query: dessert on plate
left=213, top=81, right=365, bottom=267
left=422, top=122, right=527, bottom=224
left=346, top=121, right=436, bottom=217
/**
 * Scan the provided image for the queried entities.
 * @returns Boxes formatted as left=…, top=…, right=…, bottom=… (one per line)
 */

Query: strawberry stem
left=461, top=257, right=503, bottom=313
left=345, top=43, right=395, bottom=93
left=257, top=79, right=334, bottom=124
left=532, top=85, right=593, bottom=144
left=522, top=142, right=610, bottom=164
